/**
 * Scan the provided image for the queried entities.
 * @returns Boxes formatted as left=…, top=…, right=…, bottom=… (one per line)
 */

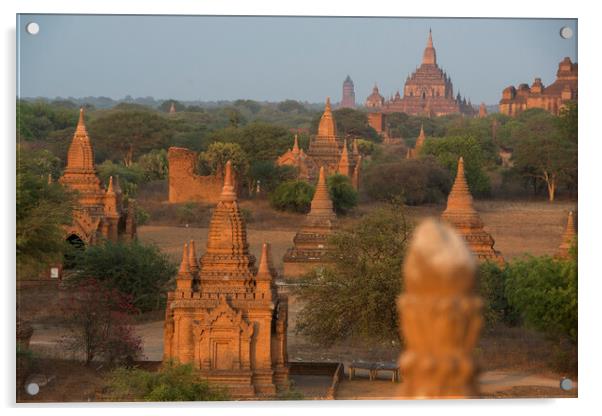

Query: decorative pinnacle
left=107, top=176, right=115, bottom=194
left=256, top=242, right=271, bottom=279
left=220, top=160, right=237, bottom=201
left=76, top=107, right=88, bottom=135
left=179, top=243, right=190, bottom=274
left=188, top=240, right=199, bottom=271
left=292, top=134, right=300, bottom=153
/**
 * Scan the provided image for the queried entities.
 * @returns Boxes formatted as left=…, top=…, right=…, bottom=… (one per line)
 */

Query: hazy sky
left=17, top=15, right=577, bottom=105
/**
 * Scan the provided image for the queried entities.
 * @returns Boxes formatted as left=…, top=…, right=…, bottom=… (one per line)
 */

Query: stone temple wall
left=167, top=147, right=223, bottom=204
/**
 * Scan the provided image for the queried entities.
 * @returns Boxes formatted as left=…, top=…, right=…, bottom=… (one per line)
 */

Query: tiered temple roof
left=381, top=30, right=474, bottom=117
left=276, top=98, right=361, bottom=188
left=59, top=108, right=135, bottom=244
left=441, top=157, right=504, bottom=264
left=164, top=161, right=289, bottom=398
left=283, top=166, right=338, bottom=279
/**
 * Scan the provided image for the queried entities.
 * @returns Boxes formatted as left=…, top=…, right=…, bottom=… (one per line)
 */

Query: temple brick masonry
left=377, top=30, right=475, bottom=117
left=58, top=108, right=136, bottom=245
left=441, top=157, right=504, bottom=264
left=167, top=147, right=226, bottom=204
left=276, top=98, right=361, bottom=189
left=283, top=166, right=338, bottom=279
left=499, top=57, right=578, bottom=116
left=163, top=161, right=289, bottom=398
left=340, top=75, right=356, bottom=109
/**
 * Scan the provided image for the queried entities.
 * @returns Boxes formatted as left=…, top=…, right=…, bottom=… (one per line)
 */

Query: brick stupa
left=59, top=108, right=135, bottom=244
left=163, top=161, right=289, bottom=398
left=283, top=166, right=337, bottom=279
left=557, top=211, right=577, bottom=258
left=441, top=157, right=503, bottom=264
left=407, top=124, right=426, bottom=159
left=276, top=98, right=361, bottom=188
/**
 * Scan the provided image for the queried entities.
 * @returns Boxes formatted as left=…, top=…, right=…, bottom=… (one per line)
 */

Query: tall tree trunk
left=544, top=171, right=556, bottom=202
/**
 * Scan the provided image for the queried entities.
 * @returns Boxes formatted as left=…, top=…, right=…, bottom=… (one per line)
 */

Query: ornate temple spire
left=338, top=139, right=351, bottom=177
left=256, top=242, right=273, bottom=281
left=308, top=166, right=336, bottom=220
left=200, top=159, right=255, bottom=286
left=558, top=211, right=576, bottom=258
left=422, top=29, right=437, bottom=66
left=317, top=97, right=337, bottom=139
left=188, top=239, right=199, bottom=273
left=416, top=124, right=426, bottom=152
left=220, top=160, right=237, bottom=202
left=65, top=107, right=95, bottom=172
left=176, top=243, right=193, bottom=291
left=103, top=176, right=119, bottom=217
left=292, top=134, right=300, bottom=154
left=443, top=157, right=475, bottom=214
left=106, top=176, right=115, bottom=194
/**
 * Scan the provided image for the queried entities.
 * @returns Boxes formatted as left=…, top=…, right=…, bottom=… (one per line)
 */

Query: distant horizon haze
left=17, top=15, right=577, bottom=105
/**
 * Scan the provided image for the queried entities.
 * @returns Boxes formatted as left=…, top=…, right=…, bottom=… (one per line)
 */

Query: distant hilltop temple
left=340, top=75, right=356, bottom=109
left=369, top=30, right=475, bottom=117
left=58, top=108, right=136, bottom=245
left=499, top=57, right=578, bottom=116
left=276, top=98, right=361, bottom=189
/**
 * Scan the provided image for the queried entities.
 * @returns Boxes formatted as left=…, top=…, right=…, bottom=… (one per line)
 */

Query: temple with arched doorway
left=58, top=108, right=136, bottom=246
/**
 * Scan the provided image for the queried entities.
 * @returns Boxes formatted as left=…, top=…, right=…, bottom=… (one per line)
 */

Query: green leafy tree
left=17, top=100, right=79, bottom=141
left=208, top=122, right=293, bottom=162
left=137, top=149, right=169, bottom=181
left=277, top=99, right=307, bottom=113
left=326, top=174, right=358, bottom=215
left=504, top=249, right=577, bottom=344
left=511, top=111, right=576, bottom=201
left=70, top=240, right=177, bottom=312
left=197, top=142, right=250, bottom=182
left=106, top=361, right=229, bottom=401
left=249, top=160, right=297, bottom=194
left=97, top=160, right=145, bottom=197
left=477, top=261, right=519, bottom=328
left=311, top=108, right=379, bottom=142
left=158, top=99, right=186, bottom=113
left=294, top=202, right=411, bottom=345
left=89, top=110, right=173, bottom=166
left=363, top=156, right=451, bottom=205
left=17, top=146, right=75, bottom=277
left=422, top=135, right=491, bottom=196
left=269, top=180, right=315, bottom=213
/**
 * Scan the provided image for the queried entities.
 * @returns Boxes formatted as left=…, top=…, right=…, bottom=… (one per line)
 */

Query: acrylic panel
left=16, top=14, right=578, bottom=402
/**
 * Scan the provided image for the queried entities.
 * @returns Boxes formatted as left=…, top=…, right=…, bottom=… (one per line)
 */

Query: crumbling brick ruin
left=167, top=147, right=224, bottom=204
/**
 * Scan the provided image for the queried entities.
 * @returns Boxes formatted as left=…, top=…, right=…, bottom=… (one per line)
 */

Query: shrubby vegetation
left=61, top=278, right=143, bottom=365
left=363, top=156, right=451, bottom=205
left=69, top=240, right=177, bottom=312
left=326, top=174, right=358, bottom=215
left=17, top=146, right=75, bottom=277
left=422, top=135, right=491, bottom=196
left=295, top=202, right=411, bottom=345
left=105, top=361, right=229, bottom=401
left=269, top=180, right=314, bottom=213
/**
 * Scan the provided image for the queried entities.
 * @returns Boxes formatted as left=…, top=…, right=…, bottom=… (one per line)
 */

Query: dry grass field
left=138, top=199, right=577, bottom=270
